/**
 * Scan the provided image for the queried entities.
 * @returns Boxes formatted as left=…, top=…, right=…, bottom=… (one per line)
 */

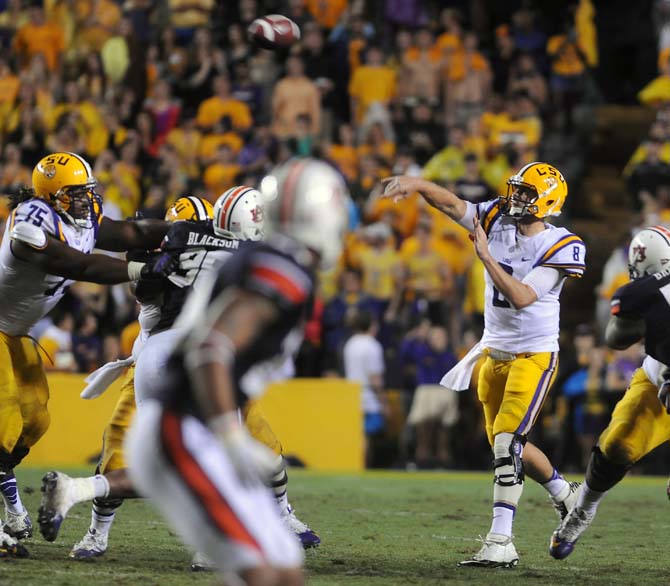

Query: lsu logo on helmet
left=500, top=162, right=568, bottom=219
left=32, top=152, right=100, bottom=228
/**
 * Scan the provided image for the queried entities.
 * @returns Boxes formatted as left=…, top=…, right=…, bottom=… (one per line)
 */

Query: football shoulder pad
left=10, top=221, right=48, bottom=250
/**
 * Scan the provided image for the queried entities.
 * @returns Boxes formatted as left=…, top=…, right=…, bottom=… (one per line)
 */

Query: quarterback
left=383, top=162, right=586, bottom=568
left=550, top=226, right=670, bottom=559
left=0, top=152, right=174, bottom=557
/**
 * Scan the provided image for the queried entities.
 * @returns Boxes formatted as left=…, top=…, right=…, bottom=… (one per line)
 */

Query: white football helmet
left=628, top=225, right=670, bottom=279
left=261, top=158, right=349, bottom=269
left=213, top=186, right=264, bottom=241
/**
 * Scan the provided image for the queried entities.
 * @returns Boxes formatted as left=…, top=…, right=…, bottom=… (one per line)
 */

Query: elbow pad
left=10, top=222, right=47, bottom=250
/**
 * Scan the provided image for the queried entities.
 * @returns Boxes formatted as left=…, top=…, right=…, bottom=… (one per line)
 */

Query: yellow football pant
left=243, top=400, right=283, bottom=456
left=0, top=332, right=50, bottom=459
left=99, top=365, right=137, bottom=474
left=477, top=351, right=559, bottom=445
left=99, top=368, right=283, bottom=473
left=599, top=368, right=670, bottom=466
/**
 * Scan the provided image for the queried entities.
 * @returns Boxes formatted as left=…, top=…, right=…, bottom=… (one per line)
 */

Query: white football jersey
left=0, top=198, right=100, bottom=336
left=460, top=199, right=586, bottom=353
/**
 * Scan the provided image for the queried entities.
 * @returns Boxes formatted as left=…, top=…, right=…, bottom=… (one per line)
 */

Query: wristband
left=127, top=261, right=145, bottom=281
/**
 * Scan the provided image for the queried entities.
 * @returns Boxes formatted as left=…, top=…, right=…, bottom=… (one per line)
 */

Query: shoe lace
left=551, top=481, right=581, bottom=519
left=559, top=507, right=589, bottom=541
left=282, top=506, right=311, bottom=534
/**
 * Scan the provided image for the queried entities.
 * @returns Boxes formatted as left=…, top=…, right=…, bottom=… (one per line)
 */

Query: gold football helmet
left=164, top=196, right=214, bottom=223
left=32, top=152, right=100, bottom=228
left=500, top=162, right=568, bottom=219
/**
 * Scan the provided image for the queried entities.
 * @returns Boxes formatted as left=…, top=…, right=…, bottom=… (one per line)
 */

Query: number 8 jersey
left=459, top=199, right=586, bottom=353
left=0, top=198, right=100, bottom=336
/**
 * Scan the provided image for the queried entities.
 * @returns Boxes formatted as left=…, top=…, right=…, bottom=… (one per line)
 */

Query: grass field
left=2, top=468, right=669, bottom=586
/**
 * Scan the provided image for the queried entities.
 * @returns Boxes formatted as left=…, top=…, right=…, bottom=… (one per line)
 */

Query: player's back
left=151, top=220, right=252, bottom=334
left=0, top=199, right=98, bottom=336
left=612, top=268, right=670, bottom=365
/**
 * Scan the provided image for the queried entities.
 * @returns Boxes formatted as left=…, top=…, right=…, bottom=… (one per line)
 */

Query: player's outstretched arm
left=11, top=234, right=176, bottom=284
left=96, top=217, right=169, bottom=252
left=380, top=176, right=467, bottom=222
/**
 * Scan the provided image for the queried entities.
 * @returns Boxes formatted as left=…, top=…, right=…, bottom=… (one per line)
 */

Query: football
left=248, top=14, right=301, bottom=49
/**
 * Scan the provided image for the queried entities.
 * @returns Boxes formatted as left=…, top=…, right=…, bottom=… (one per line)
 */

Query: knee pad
left=493, top=432, right=526, bottom=486
left=0, top=446, right=30, bottom=472
left=586, top=446, right=630, bottom=493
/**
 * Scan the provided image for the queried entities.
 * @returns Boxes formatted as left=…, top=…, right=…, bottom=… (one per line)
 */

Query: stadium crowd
left=1, top=0, right=657, bottom=471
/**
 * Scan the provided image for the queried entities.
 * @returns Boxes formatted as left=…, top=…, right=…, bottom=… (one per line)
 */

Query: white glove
left=658, top=380, right=670, bottom=414
left=210, top=413, right=277, bottom=487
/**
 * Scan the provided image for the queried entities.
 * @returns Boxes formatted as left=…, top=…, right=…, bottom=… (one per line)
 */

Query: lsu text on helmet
left=628, top=225, right=670, bottom=279
left=32, top=152, right=100, bottom=228
left=261, top=158, right=350, bottom=269
left=164, top=196, right=214, bottom=223
left=213, top=186, right=264, bottom=241
left=500, top=161, right=568, bottom=219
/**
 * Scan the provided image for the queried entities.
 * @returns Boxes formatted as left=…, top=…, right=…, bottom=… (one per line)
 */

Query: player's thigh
left=0, top=334, right=24, bottom=454
left=14, top=336, right=50, bottom=448
left=599, top=368, right=670, bottom=466
left=477, top=357, right=510, bottom=445
left=243, top=401, right=283, bottom=455
left=493, top=352, right=558, bottom=437
left=134, top=329, right=184, bottom=407
left=100, top=366, right=137, bottom=473
left=126, top=403, right=303, bottom=573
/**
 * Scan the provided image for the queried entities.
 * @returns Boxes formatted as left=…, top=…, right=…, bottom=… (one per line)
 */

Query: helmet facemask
left=53, top=180, right=100, bottom=229
left=499, top=182, right=539, bottom=218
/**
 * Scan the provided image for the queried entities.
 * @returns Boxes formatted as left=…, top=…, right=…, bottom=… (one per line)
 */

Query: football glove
left=140, top=252, right=179, bottom=279
left=212, top=413, right=277, bottom=487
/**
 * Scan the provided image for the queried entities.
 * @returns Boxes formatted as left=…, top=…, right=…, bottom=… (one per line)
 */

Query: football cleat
left=551, top=481, right=581, bottom=520
left=281, top=504, right=320, bottom=549
left=0, top=527, right=29, bottom=558
left=69, top=529, right=108, bottom=560
left=4, top=507, right=33, bottom=540
left=458, top=533, right=519, bottom=568
left=191, top=551, right=215, bottom=572
left=549, top=506, right=595, bottom=560
left=38, top=471, right=82, bottom=542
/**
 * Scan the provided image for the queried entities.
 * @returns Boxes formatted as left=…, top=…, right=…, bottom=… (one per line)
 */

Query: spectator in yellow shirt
left=196, top=75, right=252, bottom=132
left=271, top=55, right=321, bottom=140
left=423, top=126, right=467, bottom=185
left=401, top=28, right=443, bottom=105
left=0, top=57, right=19, bottom=111
left=13, top=6, right=65, bottom=71
left=306, top=0, right=347, bottom=30
left=349, top=46, right=397, bottom=123
left=327, top=123, right=358, bottom=182
left=357, top=122, right=396, bottom=168
left=203, top=144, right=242, bottom=201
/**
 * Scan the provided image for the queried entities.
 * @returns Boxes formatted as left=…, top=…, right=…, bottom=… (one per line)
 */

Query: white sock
left=576, top=483, right=605, bottom=516
left=74, top=476, right=110, bottom=503
left=490, top=504, right=515, bottom=537
left=541, top=469, right=570, bottom=501
left=90, top=501, right=118, bottom=536
left=270, top=456, right=289, bottom=512
left=0, top=473, right=25, bottom=514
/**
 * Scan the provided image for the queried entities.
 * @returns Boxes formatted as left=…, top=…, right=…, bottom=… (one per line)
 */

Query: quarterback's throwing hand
left=380, top=176, right=419, bottom=202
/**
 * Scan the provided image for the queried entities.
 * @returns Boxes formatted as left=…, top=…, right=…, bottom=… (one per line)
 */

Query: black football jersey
left=158, top=235, right=315, bottom=414
left=611, top=268, right=670, bottom=365
left=151, top=220, right=251, bottom=334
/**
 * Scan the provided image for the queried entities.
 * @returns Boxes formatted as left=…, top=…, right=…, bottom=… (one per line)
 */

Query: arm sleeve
left=522, top=266, right=563, bottom=299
